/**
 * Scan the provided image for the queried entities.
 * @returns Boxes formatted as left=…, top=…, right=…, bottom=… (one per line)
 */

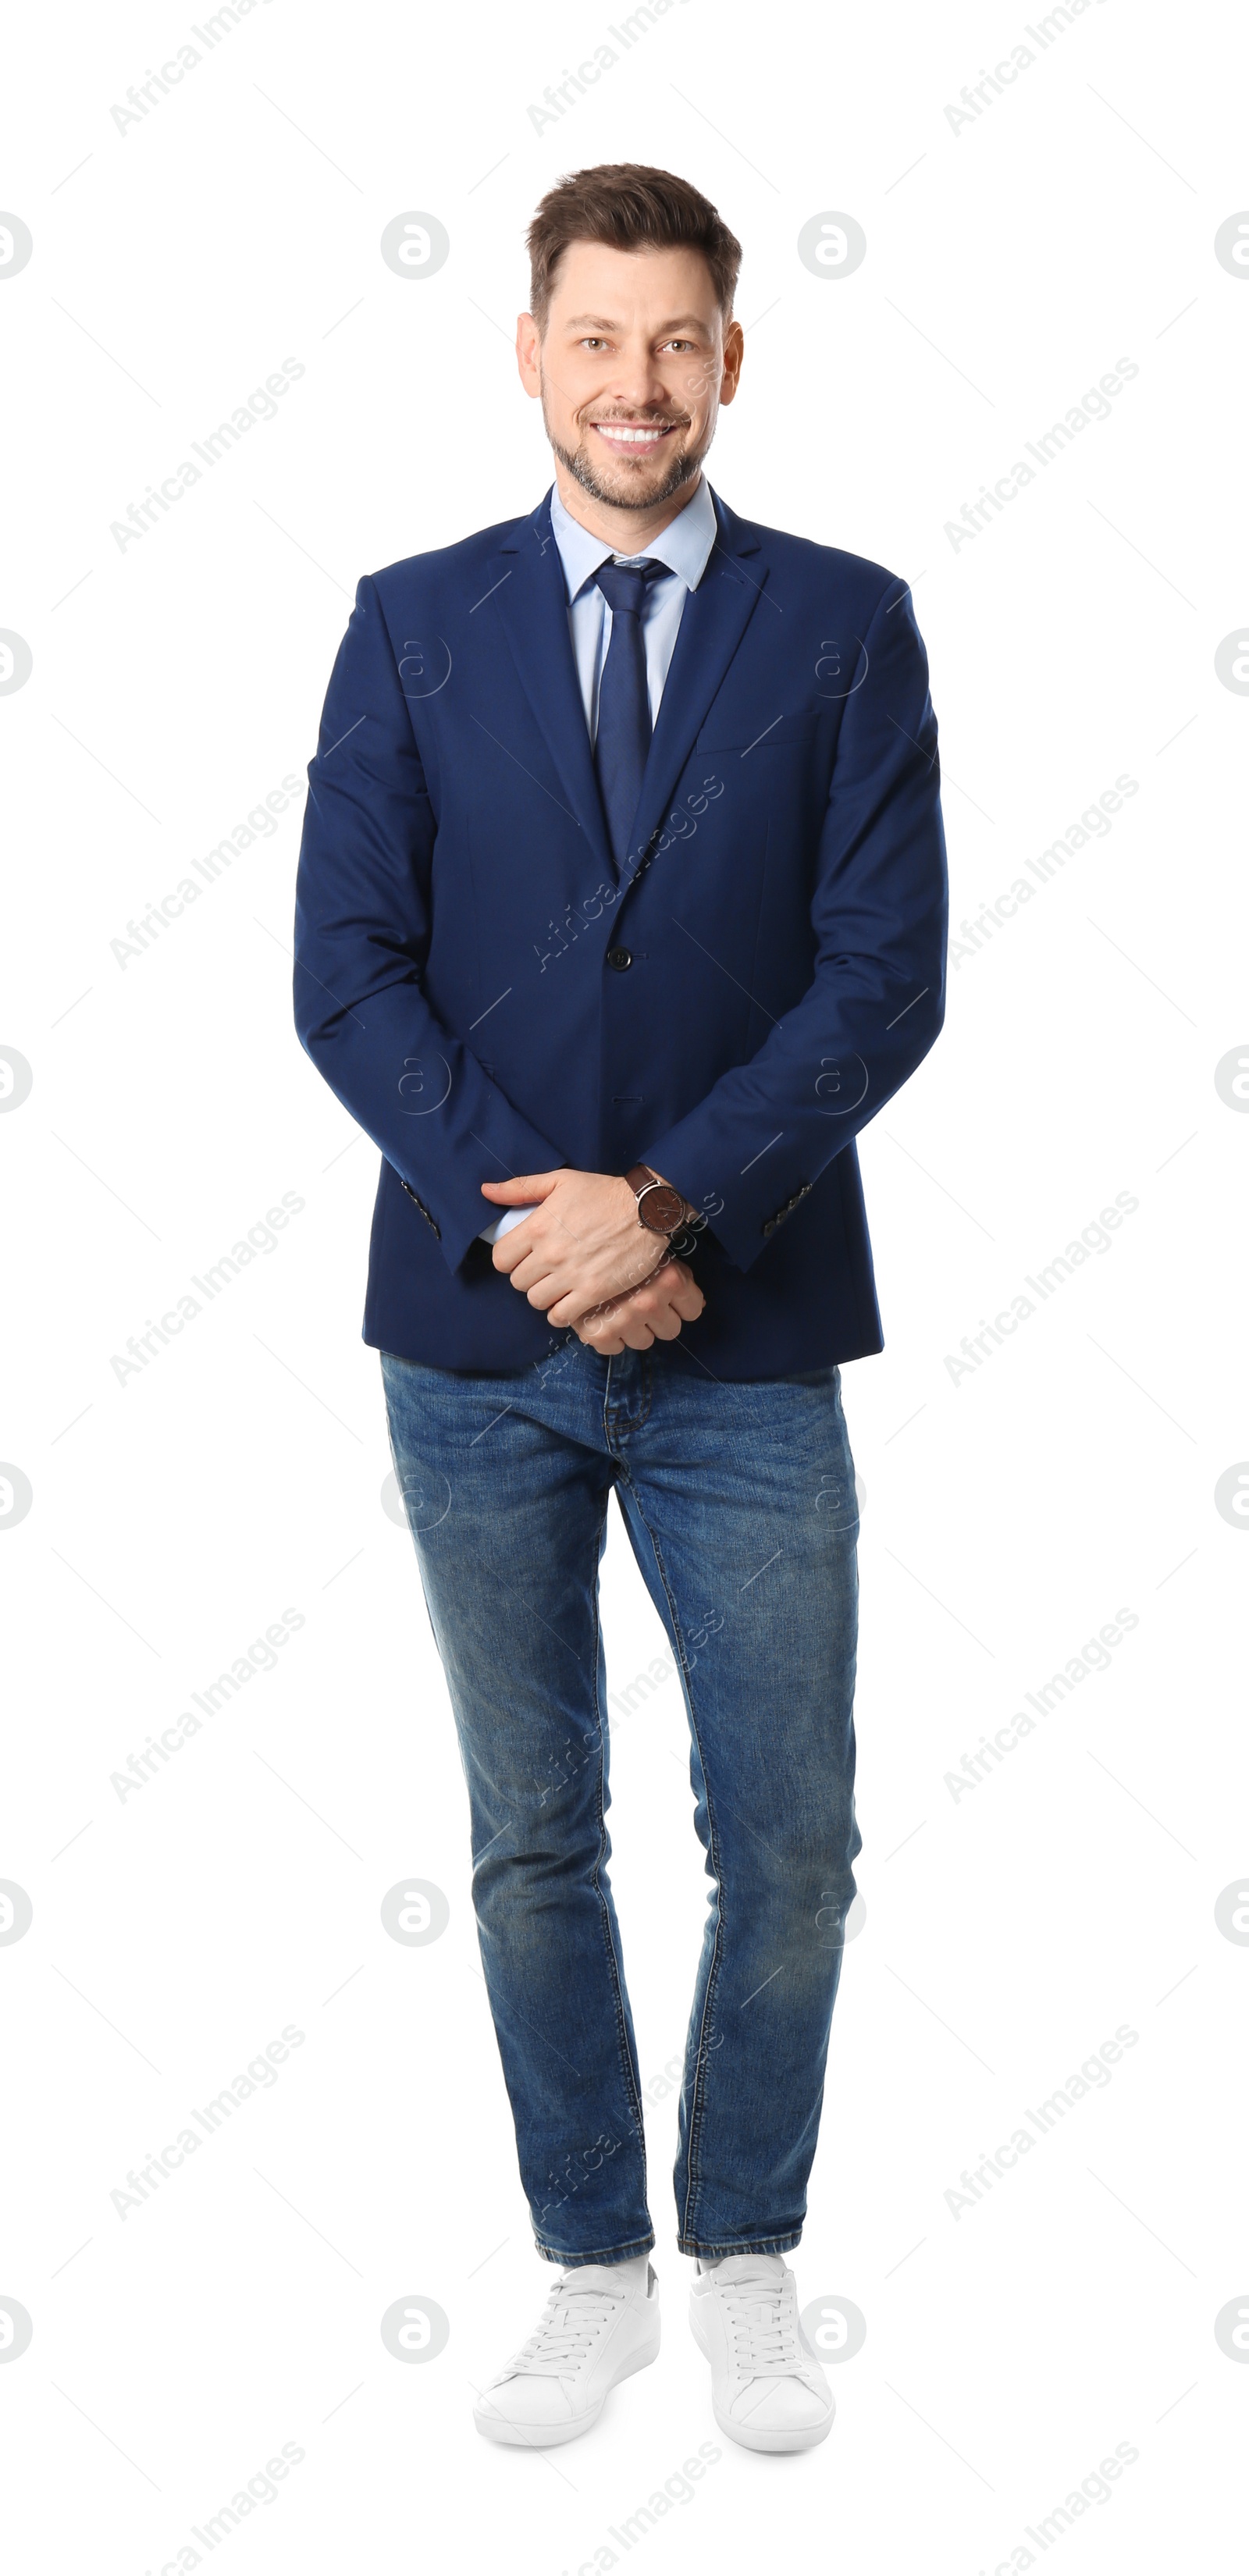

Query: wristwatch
left=624, top=1164, right=699, bottom=1237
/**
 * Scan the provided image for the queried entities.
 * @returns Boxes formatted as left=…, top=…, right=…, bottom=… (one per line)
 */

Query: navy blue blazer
left=293, top=487, right=948, bottom=1378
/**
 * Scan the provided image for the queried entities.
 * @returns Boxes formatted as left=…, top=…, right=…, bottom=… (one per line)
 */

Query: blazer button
left=606, top=945, right=632, bottom=972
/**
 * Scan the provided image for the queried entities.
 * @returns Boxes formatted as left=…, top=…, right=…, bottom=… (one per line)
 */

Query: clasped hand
left=480, top=1167, right=706, bottom=1354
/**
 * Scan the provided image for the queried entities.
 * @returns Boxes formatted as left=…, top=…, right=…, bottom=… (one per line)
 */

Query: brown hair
left=527, top=162, right=741, bottom=330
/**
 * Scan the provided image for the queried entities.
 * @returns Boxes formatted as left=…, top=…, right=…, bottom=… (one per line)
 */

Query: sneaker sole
left=473, top=2328, right=660, bottom=2447
left=689, top=2297, right=834, bottom=2454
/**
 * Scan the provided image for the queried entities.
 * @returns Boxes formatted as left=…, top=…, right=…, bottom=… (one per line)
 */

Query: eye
left=579, top=336, right=609, bottom=350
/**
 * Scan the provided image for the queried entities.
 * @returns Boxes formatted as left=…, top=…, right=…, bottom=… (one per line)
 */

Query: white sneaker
left=474, top=2261, right=660, bottom=2446
left=690, top=2254, right=834, bottom=2453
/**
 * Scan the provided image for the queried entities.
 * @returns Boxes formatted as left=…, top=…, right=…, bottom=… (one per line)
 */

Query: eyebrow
left=562, top=313, right=711, bottom=334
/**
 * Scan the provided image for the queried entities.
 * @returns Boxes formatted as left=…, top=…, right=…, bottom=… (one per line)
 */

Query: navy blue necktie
left=593, top=558, right=665, bottom=870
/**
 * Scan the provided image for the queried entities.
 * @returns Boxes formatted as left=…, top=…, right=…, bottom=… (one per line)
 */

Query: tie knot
left=595, top=557, right=666, bottom=617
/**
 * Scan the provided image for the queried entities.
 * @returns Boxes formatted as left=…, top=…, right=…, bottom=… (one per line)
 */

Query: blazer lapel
left=625, top=491, right=770, bottom=877
left=489, top=497, right=614, bottom=878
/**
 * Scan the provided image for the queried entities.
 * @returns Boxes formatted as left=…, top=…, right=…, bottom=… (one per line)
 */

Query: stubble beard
left=542, top=390, right=710, bottom=514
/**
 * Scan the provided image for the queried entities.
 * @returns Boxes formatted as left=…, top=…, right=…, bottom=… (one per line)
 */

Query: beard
left=543, top=396, right=706, bottom=512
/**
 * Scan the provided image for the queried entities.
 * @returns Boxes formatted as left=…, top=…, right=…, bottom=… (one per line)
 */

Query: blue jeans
left=380, top=1332, right=862, bottom=2265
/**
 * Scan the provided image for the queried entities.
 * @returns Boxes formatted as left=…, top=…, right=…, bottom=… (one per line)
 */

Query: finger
left=646, top=1258, right=703, bottom=1318
left=548, top=1258, right=668, bottom=1329
left=599, top=1272, right=703, bottom=1331
left=547, top=1300, right=596, bottom=1329
left=568, top=1269, right=687, bottom=1333
left=614, top=1286, right=681, bottom=1342
left=494, top=1245, right=558, bottom=1287
left=479, top=1170, right=562, bottom=1201
left=575, top=1304, right=628, bottom=1348
left=638, top=1287, right=693, bottom=1333
left=579, top=1287, right=657, bottom=1338
left=578, top=1320, right=626, bottom=1352
left=566, top=1283, right=643, bottom=1329
left=490, top=1227, right=538, bottom=1272
left=646, top=1264, right=699, bottom=1312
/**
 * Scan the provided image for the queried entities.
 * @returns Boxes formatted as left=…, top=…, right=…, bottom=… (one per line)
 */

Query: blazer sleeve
left=292, top=575, right=568, bottom=1274
left=636, top=579, right=948, bottom=1272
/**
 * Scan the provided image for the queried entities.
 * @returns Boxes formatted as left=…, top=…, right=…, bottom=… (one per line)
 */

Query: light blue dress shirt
left=479, top=474, right=719, bottom=1245
left=550, top=471, right=719, bottom=741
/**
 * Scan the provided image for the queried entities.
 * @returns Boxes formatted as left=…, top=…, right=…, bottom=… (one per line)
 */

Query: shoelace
left=507, top=2281, right=624, bottom=2378
left=717, top=2270, right=803, bottom=2375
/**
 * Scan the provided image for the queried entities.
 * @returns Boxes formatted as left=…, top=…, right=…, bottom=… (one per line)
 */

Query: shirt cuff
left=478, top=1202, right=542, bottom=1246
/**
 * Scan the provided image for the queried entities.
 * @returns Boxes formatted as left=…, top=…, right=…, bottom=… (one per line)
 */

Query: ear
left=516, top=311, right=543, bottom=398
left=720, top=317, right=745, bottom=407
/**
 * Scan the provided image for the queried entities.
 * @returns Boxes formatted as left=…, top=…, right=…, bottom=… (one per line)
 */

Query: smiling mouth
left=589, top=419, right=686, bottom=454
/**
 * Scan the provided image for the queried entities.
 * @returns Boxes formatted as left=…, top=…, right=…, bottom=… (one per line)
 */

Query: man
left=294, top=162, right=947, bottom=2455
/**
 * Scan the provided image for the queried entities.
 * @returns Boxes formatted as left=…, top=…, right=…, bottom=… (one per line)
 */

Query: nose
left=603, top=343, right=674, bottom=412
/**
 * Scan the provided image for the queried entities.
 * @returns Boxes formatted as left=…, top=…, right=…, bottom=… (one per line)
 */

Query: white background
left=2, top=2, right=1247, bottom=2568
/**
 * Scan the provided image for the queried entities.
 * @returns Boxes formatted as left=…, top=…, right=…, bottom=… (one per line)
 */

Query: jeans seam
left=588, top=1489, right=649, bottom=2182
left=614, top=1465, right=723, bottom=2251
left=603, top=1350, right=653, bottom=1443
left=533, top=2228, right=657, bottom=2266
left=678, top=2229, right=803, bottom=2258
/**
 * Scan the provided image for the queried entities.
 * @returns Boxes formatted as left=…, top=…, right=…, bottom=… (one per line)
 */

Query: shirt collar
left=547, top=474, right=718, bottom=603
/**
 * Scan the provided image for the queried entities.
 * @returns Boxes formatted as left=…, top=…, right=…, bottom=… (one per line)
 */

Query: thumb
left=479, top=1169, right=563, bottom=1201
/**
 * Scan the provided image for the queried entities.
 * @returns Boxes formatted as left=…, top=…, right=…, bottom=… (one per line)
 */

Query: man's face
left=516, top=240, right=742, bottom=512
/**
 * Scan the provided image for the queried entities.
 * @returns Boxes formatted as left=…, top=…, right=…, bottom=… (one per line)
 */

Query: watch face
left=639, top=1183, right=686, bottom=1233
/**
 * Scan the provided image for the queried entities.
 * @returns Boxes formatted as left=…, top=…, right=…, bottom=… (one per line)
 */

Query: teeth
left=595, top=424, right=674, bottom=443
